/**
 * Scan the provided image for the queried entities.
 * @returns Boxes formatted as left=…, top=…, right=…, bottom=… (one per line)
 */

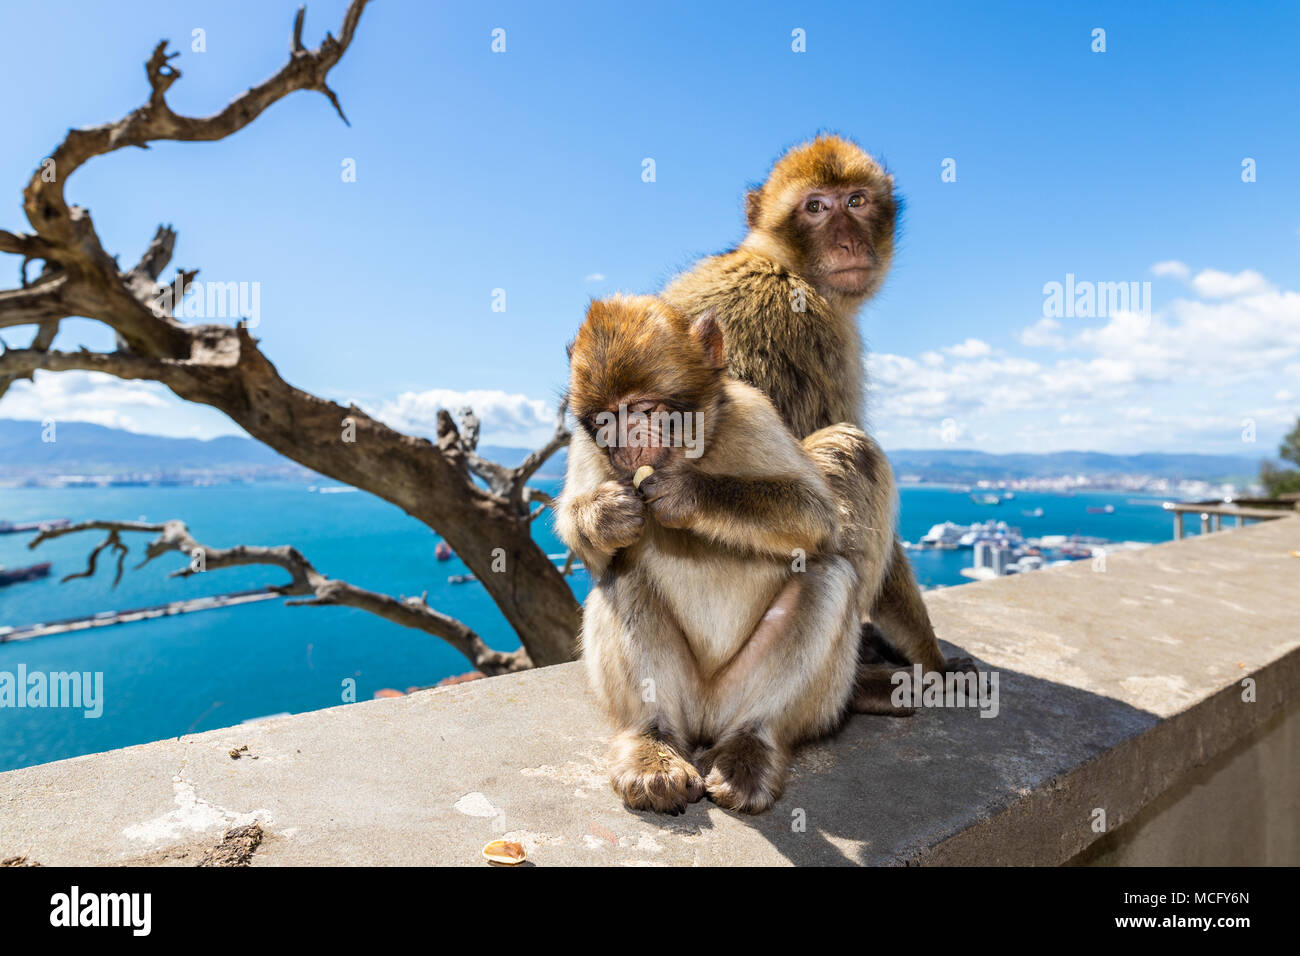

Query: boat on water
left=1086, top=504, right=1116, bottom=514
left=1022, top=507, right=1044, bottom=517
left=970, top=493, right=1002, bottom=506
left=918, top=521, right=967, bottom=549
left=0, top=562, right=53, bottom=587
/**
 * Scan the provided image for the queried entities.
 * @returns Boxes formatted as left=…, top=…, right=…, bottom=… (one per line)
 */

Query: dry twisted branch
left=437, top=401, right=572, bottom=520
left=30, top=519, right=529, bottom=676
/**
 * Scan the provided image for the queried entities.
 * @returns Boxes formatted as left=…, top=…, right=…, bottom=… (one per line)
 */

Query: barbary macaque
left=661, top=134, right=975, bottom=692
left=556, top=294, right=865, bottom=814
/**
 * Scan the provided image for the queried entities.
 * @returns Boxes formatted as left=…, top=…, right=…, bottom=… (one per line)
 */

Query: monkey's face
left=577, top=391, right=716, bottom=478
left=598, top=399, right=691, bottom=474
left=568, top=295, right=724, bottom=479
left=746, top=135, right=898, bottom=301
left=787, top=184, right=894, bottom=298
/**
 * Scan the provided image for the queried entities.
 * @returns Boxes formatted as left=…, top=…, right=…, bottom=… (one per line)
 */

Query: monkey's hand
left=583, top=480, right=647, bottom=554
left=637, top=467, right=699, bottom=530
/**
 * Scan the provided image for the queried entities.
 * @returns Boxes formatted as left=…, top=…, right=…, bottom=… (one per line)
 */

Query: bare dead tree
left=0, top=1, right=580, bottom=671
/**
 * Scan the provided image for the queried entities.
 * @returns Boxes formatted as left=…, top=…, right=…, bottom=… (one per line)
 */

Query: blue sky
left=2, top=0, right=1297, bottom=455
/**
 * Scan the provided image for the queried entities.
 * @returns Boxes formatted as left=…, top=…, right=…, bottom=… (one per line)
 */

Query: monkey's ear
left=565, top=338, right=575, bottom=362
left=690, top=310, right=727, bottom=370
left=744, top=188, right=763, bottom=228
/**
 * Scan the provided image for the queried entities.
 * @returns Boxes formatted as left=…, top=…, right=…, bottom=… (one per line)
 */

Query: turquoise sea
left=0, top=481, right=1185, bottom=771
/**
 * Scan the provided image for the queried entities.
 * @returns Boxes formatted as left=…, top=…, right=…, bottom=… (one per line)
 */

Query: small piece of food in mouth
left=482, top=839, right=527, bottom=865
left=632, top=465, right=655, bottom=489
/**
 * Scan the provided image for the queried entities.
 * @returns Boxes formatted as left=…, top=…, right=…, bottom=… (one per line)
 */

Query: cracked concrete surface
left=0, top=516, right=1297, bottom=866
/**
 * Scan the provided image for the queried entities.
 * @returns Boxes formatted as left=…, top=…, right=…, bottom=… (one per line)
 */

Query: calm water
left=0, top=481, right=1181, bottom=771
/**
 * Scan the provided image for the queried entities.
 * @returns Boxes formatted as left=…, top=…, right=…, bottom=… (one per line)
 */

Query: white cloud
left=1018, top=317, right=1067, bottom=349
left=0, top=371, right=252, bottom=438
left=7, top=260, right=1292, bottom=458
left=369, top=388, right=556, bottom=446
left=874, top=264, right=1300, bottom=452
left=2, top=370, right=170, bottom=431
left=944, top=338, right=992, bottom=359
left=1151, top=260, right=1190, bottom=279
left=1, top=373, right=562, bottom=448
left=1190, top=268, right=1273, bottom=299
left=584, top=273, right=606, bottom=282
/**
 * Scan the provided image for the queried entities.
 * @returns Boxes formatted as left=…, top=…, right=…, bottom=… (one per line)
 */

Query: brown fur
left=661, top=135, right=971, bottom=690
left=556, top=295, right=863, bottom=814
left=568, top=296, right=722, bottom=424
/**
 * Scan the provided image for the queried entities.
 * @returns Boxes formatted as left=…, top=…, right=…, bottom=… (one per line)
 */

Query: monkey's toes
left=611, top=748, right=705, bottom=816
left=945, top=655, right=978, bottom=674
left=684, top=771, right=706, bottom=804
left=704, top=767, right=780, bottom=815
left=698, top=733, right=785, bottom=815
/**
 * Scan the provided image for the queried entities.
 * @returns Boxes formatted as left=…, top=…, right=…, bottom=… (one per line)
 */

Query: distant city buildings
left=909, top=518, right=1151, bottom=581
left=948, top=475, right=1252, bottom=499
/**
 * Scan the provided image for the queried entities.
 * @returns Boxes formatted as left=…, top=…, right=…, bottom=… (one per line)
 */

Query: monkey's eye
left=805, top=199, right=825, bottom=213
left=847, top=193, right=866, bottom=208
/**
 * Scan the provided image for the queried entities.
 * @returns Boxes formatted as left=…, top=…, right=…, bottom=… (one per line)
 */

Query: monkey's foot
left=848, top=688, right=916, bottom=716
left=609, top=734, right=705, bottom=816
left=945, top=655, right=978, bottom=674
left=698, top=731, right=786, bottom=815
left=848, top=660, right=916, bottom=716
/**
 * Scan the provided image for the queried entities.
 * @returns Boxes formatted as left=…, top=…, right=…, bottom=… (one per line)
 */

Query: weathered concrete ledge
left=2, top=516, right=1298, bottom=866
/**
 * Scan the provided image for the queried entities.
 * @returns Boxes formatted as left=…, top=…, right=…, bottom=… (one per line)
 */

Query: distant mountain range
left=885, top=448, right=1263, bottom=483
left=0, top=419, right=565, bottom=481
left=0, top=419, right=1267, bottom=484
left=522, top=447, right=1265, bottom=483
left=0, top=418, right=289, bottom=473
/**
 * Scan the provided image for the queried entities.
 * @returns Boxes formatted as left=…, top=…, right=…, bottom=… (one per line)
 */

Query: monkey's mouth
left=823, top=266, right=875, bottom=292
left=611, top=443, right=671, bottom=475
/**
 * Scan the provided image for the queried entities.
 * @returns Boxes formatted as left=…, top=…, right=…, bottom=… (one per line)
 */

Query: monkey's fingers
left=634, top=470, right=661, bottom=499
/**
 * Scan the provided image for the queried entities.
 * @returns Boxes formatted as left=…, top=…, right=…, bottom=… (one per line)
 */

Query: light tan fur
left=557, top=295, right=863, bottom=814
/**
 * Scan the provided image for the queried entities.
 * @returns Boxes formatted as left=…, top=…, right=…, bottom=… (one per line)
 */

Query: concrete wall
left=1071, top=701, right=1299, bottom=865
left=1, top=516, right=1297, bottom=866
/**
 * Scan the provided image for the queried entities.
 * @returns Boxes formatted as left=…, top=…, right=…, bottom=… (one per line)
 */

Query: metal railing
left=1163, top=498, right=1298, bottom=539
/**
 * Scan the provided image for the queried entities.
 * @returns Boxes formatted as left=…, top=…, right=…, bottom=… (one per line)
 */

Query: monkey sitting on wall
left=556, top=294, right=864, bottom=814
left=662, top=134, right=975, bottom=700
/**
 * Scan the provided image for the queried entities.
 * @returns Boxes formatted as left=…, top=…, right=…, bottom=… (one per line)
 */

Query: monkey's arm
left=641, top=382, right=837, bottom=559
left=554, top=429, right=644, bottom=578
left=643, top=470, right=835, bottom=558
